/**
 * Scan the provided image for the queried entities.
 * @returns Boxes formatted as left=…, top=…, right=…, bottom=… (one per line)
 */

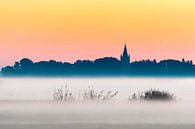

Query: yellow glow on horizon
left=1, top=0, right=195, bottom=66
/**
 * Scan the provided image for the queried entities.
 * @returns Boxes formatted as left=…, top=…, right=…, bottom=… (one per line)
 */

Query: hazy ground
left=0, top=77, right=195, bottom=129
left=1, top=124, right=195, bottom=129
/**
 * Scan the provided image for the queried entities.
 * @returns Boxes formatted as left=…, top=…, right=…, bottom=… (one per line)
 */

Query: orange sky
left=1, top=0, right=195, bottom=67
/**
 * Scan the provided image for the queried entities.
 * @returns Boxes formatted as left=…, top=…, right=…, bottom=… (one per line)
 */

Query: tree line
left=1, top=57, right=195, bottom=76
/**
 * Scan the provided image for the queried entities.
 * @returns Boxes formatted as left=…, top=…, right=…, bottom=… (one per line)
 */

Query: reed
left=53, top=85, right=76, bottom=102
left=82, top=86, right=118, bottom=101
left=53, top=85, right=118, bottom=102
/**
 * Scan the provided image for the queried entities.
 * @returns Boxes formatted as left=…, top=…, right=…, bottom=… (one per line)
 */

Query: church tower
left=120, top=44, right=130, bottom=65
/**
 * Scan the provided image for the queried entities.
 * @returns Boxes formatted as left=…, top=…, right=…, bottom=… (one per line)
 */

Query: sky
left=0, top=0, right=195, bottom=67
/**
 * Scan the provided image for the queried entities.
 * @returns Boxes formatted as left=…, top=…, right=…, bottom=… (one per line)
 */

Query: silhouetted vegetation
left=2, top=57, right=195, bottom=76
left=53, top=86, right=118, bottom=102
left=53, top=86, right=76, bottom=102
left=82, top=86, right=118, bottom=101
left=1, top=45, right=195, bottom=76
left=129, top=89, right=176, bottom=101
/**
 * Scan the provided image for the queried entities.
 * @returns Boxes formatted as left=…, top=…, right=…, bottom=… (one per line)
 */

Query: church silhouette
left=120, top=44, right=130, bottom=66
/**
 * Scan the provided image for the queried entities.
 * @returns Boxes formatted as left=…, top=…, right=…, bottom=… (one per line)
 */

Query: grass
left=129, top=89, right=176, bottom=101
left=53, top=85, right=76, bottom=102
left=82, top=86, right=118, bottom=101
left=53, top=86, right=176, bottom=102
left=53, top=86, right=118, bottom=102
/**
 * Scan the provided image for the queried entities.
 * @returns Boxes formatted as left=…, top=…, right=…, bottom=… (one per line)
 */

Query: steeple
left=122, top=44, right=128, bottom=57
left=120, top=44, right=130, bottom=65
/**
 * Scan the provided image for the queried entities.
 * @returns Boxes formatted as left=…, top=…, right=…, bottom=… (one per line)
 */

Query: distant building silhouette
left=120, top=44, right=130, bottom=65
left=1, top=44, right=195, bottom=76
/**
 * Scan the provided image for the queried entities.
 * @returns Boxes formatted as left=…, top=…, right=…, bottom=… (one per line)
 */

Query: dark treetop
left=1, top=45, right=195, bottom=76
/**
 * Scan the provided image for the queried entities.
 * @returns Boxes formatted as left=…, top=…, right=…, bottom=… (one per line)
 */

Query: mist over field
left=0, top=77, right=195, bottom=129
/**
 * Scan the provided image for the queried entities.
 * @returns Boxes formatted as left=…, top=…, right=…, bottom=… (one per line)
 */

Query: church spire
left=123, top=44, right=128, bottom=57
left=120, top=44, right=130, bottom=65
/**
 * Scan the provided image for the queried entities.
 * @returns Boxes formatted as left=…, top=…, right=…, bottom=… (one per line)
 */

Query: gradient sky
left=1, top=0, right=195, bottom=67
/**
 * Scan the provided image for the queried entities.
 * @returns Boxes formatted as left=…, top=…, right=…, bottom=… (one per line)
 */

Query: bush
left=129, top=89, right=176, bottom=101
